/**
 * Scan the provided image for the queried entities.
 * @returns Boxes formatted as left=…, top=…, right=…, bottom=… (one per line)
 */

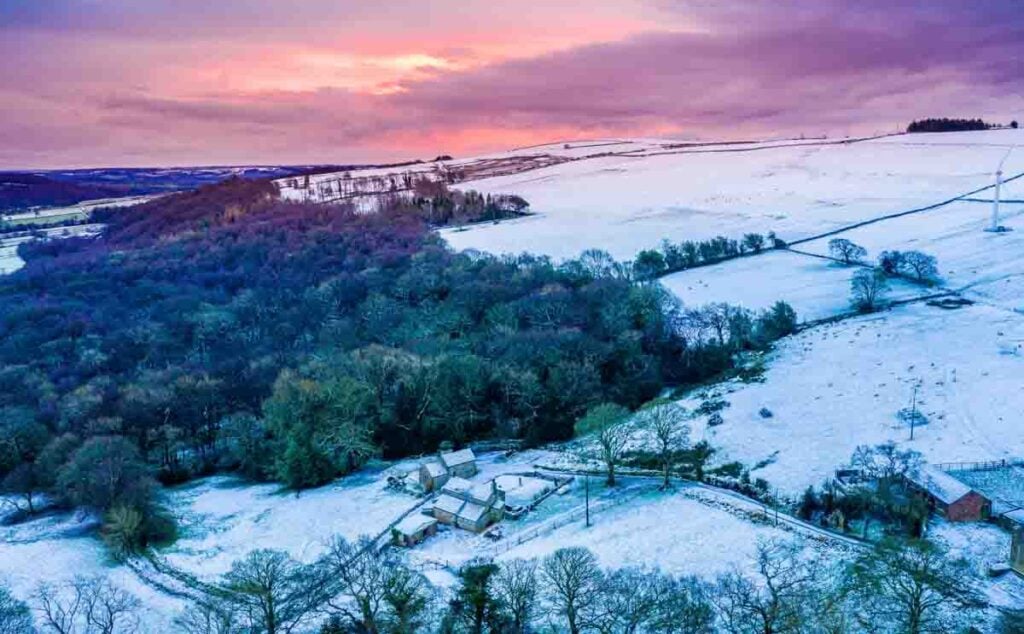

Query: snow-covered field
left=659, top=250, right=926, bottom=323
left=798, top=199, right=1024, bottom=311
left=0, top=242, right=22, bottom=274
left=5, top=194, right=155, bottom=225
left=160, top=467, right=421, bottom=578
left=680, top=302, right=1024, bottom=495
left=0, top=507, right=183, bottom=632
left=442, top=130, right=1024, bottom=261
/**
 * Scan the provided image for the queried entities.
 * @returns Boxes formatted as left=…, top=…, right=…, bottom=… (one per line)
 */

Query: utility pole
left=910, top=382, right=919, bottom=441
left=585, top=473, right=591, bottom=527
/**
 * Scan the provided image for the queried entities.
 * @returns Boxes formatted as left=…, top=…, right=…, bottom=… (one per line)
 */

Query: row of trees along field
left=0, top=177, right=796, bottom=553
left=0, top=535, right=994, bottom=633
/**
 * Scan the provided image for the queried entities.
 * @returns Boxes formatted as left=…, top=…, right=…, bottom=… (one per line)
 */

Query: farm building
left=432, top=477, right=505, bottom=532
left=392, top=515, right=438, bottom=547
left=904, top=465, right=992, bottom=522
left=1013, top=525, right=1024, bottom=577
left=440, top=448, right=478, bottom=478
left=419, top=461, right=449, bottom=493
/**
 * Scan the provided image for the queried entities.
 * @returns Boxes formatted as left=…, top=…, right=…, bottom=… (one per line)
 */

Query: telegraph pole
left=585, top=473, right=591, bottom=527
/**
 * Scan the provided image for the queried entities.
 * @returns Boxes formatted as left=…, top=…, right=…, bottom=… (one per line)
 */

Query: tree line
left=0, top=533, right=993, bottom=633
left=906, top=118, right=993, bottom=133
left=632, top=232, right=779, bottom=281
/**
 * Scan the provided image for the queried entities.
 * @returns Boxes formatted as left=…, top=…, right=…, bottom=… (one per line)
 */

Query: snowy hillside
left=442, top=130, right=1024, bottom=260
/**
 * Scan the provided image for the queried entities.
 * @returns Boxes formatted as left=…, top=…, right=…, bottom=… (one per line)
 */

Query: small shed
left=905, top=465, right=991, bottom=522
left=419, top=461, right=449, bottom=492
left=440, top=448, right=478, bottom=479
left=392, top=515, right=438, bottom=547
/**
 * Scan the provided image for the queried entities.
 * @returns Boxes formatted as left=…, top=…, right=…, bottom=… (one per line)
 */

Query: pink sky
left=1, top=0, right=1022, bottom=169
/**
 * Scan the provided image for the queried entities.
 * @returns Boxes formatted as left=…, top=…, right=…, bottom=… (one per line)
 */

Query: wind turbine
left=988, top=146, right=1016, bottom=233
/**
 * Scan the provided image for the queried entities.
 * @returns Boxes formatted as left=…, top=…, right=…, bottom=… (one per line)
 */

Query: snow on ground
left=930, top=519, right=1024, bottom=613
left=678, top=302, right=1024, bottom=495
left=0, top=242, right=22, bottom=274
left=798, top=199, right=1024, bottom=312
left=161, top=467, right=419, bottom=579
left=442, top=130, right=1024, bottom=261
left=0, top=509, right=183, bottom=631
left=659, top=250, right=925, bottom=322
left=495, top=489, right=798, bottom=576
left=5, top=194, right=154, bottom=225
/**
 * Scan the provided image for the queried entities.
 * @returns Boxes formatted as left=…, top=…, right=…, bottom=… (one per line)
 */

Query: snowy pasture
left=443, top=130, right=1024, bottom=261
left=798, top=199, right=1024, bottom=311
left=0, top=508, right=183, bottom=632
left=411, top=479, right=836, bottom=585
left=679, top=302, right=1024, bottom=495
left=659, top=250, right=926, bottom=323
left=160, top=468, right=420, bottom=578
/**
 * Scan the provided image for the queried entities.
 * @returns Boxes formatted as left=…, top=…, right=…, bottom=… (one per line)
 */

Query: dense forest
left=905, top=118, right=993, bottom=133
left=0, top=178, right=795, bottom=550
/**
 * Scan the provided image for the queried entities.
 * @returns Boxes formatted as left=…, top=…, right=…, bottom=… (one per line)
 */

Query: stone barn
left=904, top=465, right=991, bottom=522
left=419, top=461, right=449, bottom=493
left=392, top=515, right=438, bottom=547
left=440, top=448, right=478, bottom=479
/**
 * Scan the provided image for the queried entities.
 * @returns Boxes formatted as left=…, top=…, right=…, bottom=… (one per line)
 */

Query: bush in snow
left=759, top=407, right=774, bottom=419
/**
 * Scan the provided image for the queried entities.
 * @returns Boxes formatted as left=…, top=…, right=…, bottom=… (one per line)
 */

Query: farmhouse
left=432, top=477, right=505, bottom=532
left=418, top=448, right=478, bottom=492
left=440, top=448, right=478, bottom=478
left=904, top=465, right=991, bottom=522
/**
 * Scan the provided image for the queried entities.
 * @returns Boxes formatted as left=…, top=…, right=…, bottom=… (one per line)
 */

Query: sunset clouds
left=2, top=1, right=1022, bottom=168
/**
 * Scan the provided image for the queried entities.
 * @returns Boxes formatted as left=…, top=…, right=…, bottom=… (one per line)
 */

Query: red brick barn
left=904, top=465, right=991, bottom=522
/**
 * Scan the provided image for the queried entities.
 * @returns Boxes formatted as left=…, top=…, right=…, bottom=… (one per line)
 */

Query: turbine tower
left=989, top=147, right=1015, bottom=232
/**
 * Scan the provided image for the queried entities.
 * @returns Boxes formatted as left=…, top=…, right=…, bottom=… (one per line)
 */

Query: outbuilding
left=392, top=515, right=438, bottom=547
left=419, top=461, right=449, bottom=493
left=904, top=465, right=991, bottom=522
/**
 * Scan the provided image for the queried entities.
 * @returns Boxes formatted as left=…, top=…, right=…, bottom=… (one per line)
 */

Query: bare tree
left=35, top=576, right=141, bottom=634
left=849, top=539, right=982, bottom=634
left=850, top=441, right=921, bottom=495
left=648, top=575, right=716, bottom=634
left=321, top=536, right=393, bottom=633
left=575, top=403, right=633, bottom=486
left=902, top=251, right=939, bottom=284
left=593, top=568, right=665, bottom=634
left=642, top=400, right=691, bottom=489
left=850, top=269, right=889, bottom=312
left=222, top=549, right=326, bottom=634
left=174, top=600, right=238, bottom=634
left=712, top=540, right=821, bottom=634
left=828, top=239, right=867, bottom=265
left=493, top=559, right=538, bottom=633
left=541, top=548, right=604, bottom=634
